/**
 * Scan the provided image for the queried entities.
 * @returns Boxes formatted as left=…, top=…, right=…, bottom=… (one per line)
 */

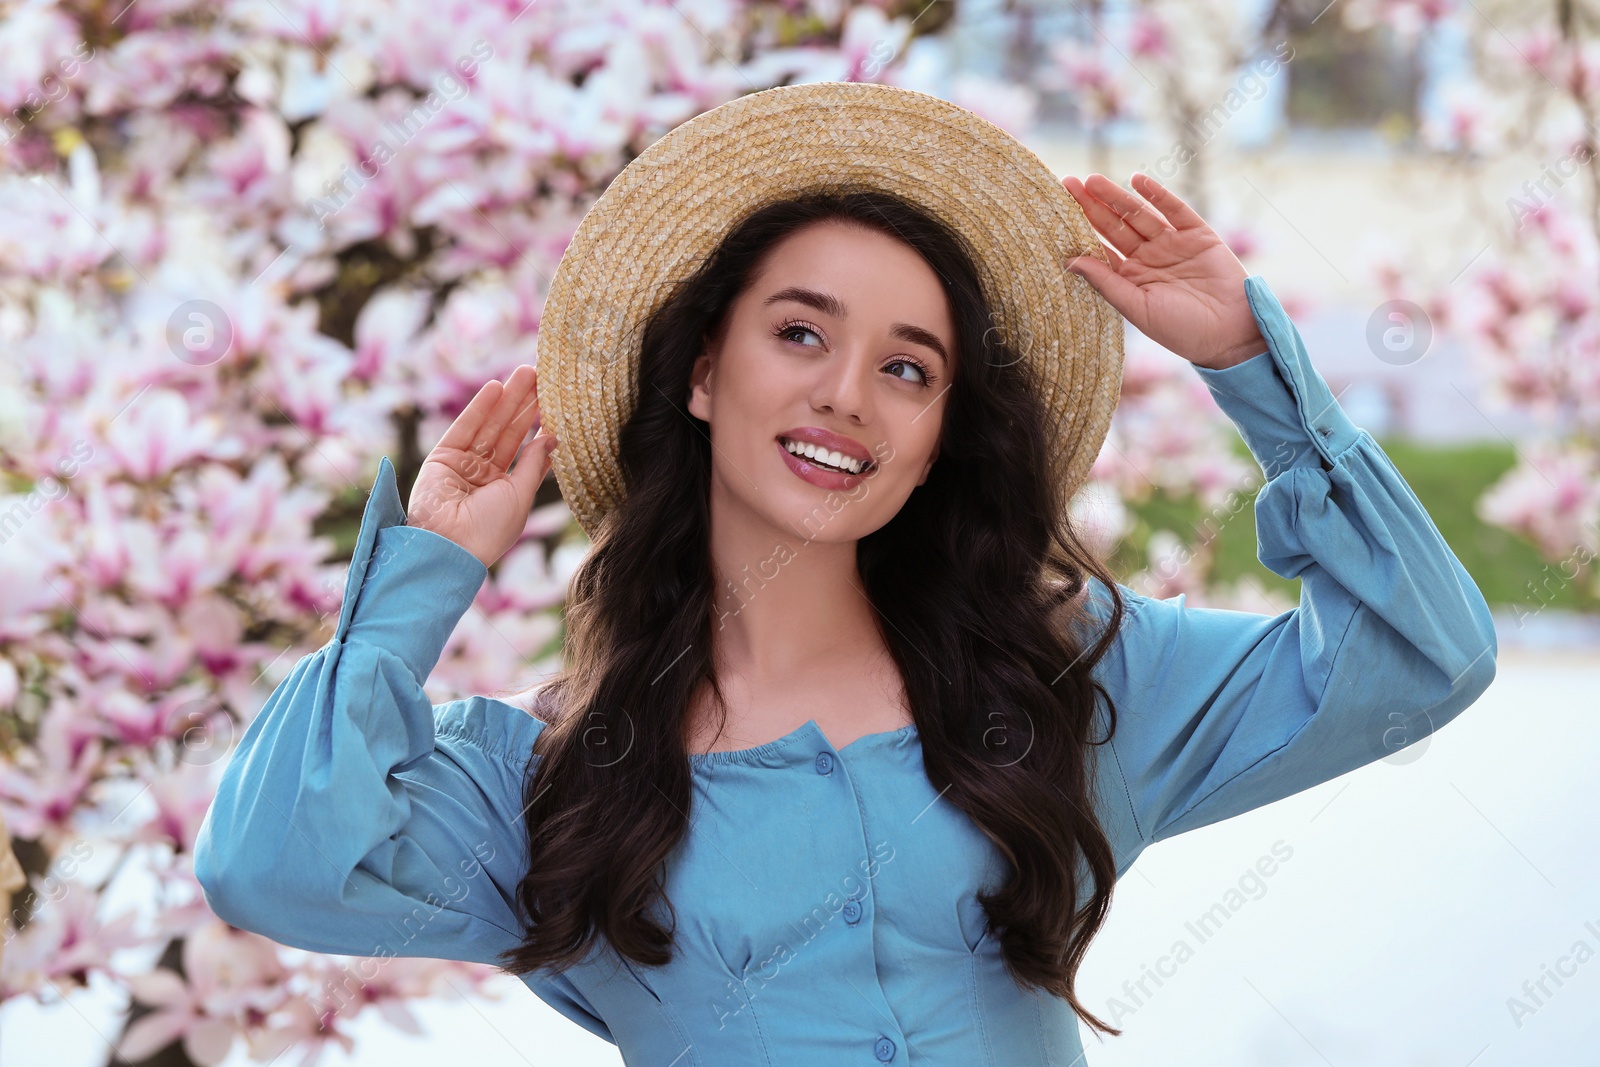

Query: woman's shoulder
left=432, top=685, right=557, bottom=766
left=1045, top=572, right=1146, bottom=637
left=1043, top=572, right=1184, bottom=686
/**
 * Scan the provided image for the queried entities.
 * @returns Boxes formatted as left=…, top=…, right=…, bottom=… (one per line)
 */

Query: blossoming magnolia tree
left=1397, top=0, right=1600, bottom=609
left=12, top=0, right=1523, bottom=1062
left=0, top=1, right=1288, bottom=1065
left=1044, top=0, right=1315, bottom=607
left=1060, top=0, right=1600, bottom=609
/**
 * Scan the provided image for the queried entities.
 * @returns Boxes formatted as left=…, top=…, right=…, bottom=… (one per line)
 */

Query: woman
left=194, top=83, right=1497, bottom=1066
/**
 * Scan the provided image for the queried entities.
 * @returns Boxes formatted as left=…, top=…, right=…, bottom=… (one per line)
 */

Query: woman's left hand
left=1062, top=172, right=1268, bottom=371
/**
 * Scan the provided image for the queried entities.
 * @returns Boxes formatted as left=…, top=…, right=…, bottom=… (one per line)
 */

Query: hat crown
left=537, top=81, right=1124, bottom=539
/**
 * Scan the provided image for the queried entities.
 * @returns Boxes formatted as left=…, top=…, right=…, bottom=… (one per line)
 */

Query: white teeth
left=782, top=438, right=868, bottom=474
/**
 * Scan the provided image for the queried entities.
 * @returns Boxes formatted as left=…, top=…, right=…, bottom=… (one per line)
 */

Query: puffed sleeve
left=1088, top=275, right=1498, bottom=848
left=192, top=457, right=550, bottom=967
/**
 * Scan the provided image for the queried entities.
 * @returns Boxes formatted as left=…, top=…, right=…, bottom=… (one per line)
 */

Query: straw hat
left=536, top=80, right=1124, bottom=539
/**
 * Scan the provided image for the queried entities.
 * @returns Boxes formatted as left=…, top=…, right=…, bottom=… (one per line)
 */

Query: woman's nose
left=809, top=349, right=874, bottom=423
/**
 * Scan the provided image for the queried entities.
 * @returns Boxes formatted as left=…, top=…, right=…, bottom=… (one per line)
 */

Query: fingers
left=1065, top=174, right=1170, bottom=251
left=472, top=364, right=537, bottom=471
left=1062, top=176, right=1146, bottom=259
left=488, top=365, right=542, bottom=469
left=1066, top=244, right=1145, bottom=322
left=1066, top=228, right=1129, bottom=282
left=508, top=426, right=558, bottom=504
left=1085, top=173, right=1173, bottom=239
left=1068, top=231, right=1127, bottom=274
left=1129, top=172, right=1208, bottom=231
left=435, top=378, right=504, bottom=454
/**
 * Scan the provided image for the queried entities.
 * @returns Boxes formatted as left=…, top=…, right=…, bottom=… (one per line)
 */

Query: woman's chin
left=771, top=492, right=887, bottom=545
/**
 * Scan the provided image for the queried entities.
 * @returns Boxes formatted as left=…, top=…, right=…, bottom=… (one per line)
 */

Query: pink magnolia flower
left=0, top=870, right=143, bottom=997
left=104, top=389, right=221, bottom=482
left=182, top=453, right=334, bottom=586
left=116, top=918, right=290, bottom=1064
left=131, top=758, right=224, bottom=855
left=1511, top=26, right=1564, bottom=82
left=1041, top=40, right=1128, bottom=127
left=1128, top=10, right=1171, bottom=60
left=81, top=28, right=235, bottom=115
left=189, top=108, right=293, bottom=216
left=244, top=994, right=356, bottom=1066
left=0, top=4, right=85, bottom=112
left=121, top=519, right=234, bottom=613
left=352, top=286, right=431, bottom=382
left=1477, top=442, right=1600, bottom=560
left=432, top=603, right=562, bottom=698
left=0, top=658, right=18, bottom=710
left=0, top=501, right=73, bottom=641
left=0, top=173, right=115, bottom=280
left=0, top=723, right=104, bottom=840
left=1220, top=225, right=1259, bottom=260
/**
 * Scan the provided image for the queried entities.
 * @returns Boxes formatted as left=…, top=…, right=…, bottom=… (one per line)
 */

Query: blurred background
left=1, top=0, right=1596, bottom=1064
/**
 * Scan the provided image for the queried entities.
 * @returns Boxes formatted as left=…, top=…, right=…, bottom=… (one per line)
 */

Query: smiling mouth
left=779, top=436, right=875, bottom=475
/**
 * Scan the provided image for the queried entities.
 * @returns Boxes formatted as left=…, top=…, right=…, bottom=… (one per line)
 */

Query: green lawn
left=1111, top=436, right=1600, bottom=613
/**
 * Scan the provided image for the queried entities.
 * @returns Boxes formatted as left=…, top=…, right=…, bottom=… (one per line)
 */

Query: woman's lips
left=776, top=438, right=869, bottom=489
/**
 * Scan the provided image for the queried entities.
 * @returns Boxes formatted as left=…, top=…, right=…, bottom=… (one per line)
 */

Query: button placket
left=823, top=750, right=872, bottom=932
left=808, top=730, right=899, bottom=1063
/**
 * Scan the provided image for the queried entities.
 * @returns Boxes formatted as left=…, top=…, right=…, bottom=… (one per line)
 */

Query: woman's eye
left=885, top=359, right=927, bottom=385
left=778, top=323, right=822, bottom=347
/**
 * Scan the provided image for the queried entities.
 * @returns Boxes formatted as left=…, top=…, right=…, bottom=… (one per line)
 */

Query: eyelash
left=773, top=319, right=940, bottom=387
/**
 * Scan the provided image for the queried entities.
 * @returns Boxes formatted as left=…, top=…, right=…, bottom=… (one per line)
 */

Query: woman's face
left=687, top=219, right=956, bottom=544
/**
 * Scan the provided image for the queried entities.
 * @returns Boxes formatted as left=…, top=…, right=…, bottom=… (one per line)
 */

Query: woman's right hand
left=406, top=364, right=558, bottom=568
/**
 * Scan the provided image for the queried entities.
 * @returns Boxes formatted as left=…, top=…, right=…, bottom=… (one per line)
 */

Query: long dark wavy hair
left=495, top=188, right=1130, bottom=1036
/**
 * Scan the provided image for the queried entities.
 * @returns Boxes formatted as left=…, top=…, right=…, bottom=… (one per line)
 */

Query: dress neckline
left=687, top=717, right=918, bottom=767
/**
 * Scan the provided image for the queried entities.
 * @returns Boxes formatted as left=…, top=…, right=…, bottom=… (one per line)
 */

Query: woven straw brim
left=536, top=80, right=1124, bottom=540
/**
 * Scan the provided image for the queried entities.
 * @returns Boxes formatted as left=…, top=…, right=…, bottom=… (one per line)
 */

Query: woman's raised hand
left=406, top=364, right=558, bottom=568
left=1062, top=172, right=1268, bottom=371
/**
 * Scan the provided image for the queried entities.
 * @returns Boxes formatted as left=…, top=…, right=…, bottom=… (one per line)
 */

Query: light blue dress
left=194, top=276, right=1499, bottom=1066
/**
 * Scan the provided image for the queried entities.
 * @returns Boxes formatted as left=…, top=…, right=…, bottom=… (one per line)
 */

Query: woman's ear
left=687, top=351, right=713, bottom=421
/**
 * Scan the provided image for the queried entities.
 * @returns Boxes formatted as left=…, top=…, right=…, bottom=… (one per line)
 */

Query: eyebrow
left=762, top=286, right=950, bottom=367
